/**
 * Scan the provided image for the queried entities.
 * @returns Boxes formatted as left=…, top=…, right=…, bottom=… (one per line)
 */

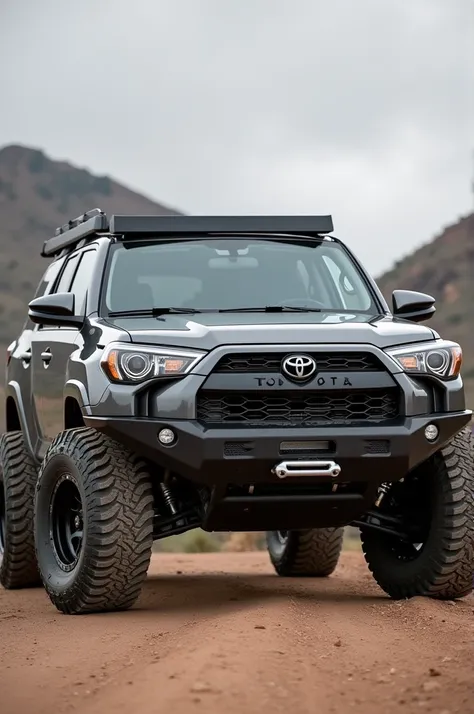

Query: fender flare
left=5, top=381, right=36, bottom=456
left=63, top=380, right=93, bottom=416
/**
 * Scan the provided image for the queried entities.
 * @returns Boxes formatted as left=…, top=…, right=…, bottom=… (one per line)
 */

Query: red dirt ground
left=1, top=551, right=473, bottom=714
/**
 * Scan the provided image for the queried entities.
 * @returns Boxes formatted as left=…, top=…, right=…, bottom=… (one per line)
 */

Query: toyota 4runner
left=1, top=210, right=473, bottom=615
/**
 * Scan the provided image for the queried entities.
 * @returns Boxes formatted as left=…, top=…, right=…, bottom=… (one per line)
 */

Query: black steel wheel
left=49, top=473, right=84, bottom=572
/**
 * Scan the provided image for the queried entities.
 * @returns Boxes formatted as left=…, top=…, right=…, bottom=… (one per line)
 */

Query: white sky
left=1, top=0, right=473, bottom=276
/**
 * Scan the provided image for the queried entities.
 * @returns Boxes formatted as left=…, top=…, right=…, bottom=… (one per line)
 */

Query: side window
left=55, top=254, right=81, bottom=293
left=33, top=260, right=64, bottom=300
left=69, top=251, right=97, bottom=315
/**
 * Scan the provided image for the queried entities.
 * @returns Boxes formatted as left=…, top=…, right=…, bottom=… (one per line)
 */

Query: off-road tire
left=361, top=427, right=474, bottom=600
left=0, top=431, right=41, bottom=589
left=266, top=527, right=344, bottom=576
left=34, top=427, right=154, bottom=614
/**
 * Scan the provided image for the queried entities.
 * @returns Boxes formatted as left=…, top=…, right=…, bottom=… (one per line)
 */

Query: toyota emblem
left=281, top=354, right=317, bottom=381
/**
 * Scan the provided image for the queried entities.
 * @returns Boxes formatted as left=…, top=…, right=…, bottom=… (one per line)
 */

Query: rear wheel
left=361, top=427, right=474, bottom=600
left=0, top=431, right=41, bottom=589
left=267, top=527, right=344, bottom=576
left=34, top=427, right=154, bottom=614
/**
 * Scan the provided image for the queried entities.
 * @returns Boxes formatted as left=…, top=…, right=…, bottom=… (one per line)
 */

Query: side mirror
left=392, top=289, right=436, bottom=323
left=28, top=292, right=84, bottom=327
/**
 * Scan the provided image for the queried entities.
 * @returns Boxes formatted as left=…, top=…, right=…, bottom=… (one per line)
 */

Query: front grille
left=197, top=389, right=400, bottom=427
left=214, top=352, right=383, bottom=373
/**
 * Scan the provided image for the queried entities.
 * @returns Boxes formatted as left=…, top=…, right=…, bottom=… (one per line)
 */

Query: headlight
left=101, top=343, right=206, bottom=383
left=386, top=340, right=462, bottom=380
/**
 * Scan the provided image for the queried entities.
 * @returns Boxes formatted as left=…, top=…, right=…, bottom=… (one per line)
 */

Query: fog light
left=158, top=428, right=176, bottom=446
left=424, top=424, right=439, bottom=442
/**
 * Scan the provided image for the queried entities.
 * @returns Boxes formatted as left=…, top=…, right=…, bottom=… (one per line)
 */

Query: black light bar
left=41, top=212, right=334, bottom=258
left=109, top=214, right=334, bottom=238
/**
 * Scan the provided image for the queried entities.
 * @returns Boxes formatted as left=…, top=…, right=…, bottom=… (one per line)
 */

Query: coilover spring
left=375, top=482, right=391, bottom=508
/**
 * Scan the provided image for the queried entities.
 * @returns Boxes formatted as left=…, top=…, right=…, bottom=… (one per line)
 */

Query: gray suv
left=1, top=210, right=473, bottom=615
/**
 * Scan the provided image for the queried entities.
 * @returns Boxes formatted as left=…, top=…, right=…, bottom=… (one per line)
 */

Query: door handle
left=19, top=349, right=31, bottom=364
left=41, top=348, right=52, bottom=365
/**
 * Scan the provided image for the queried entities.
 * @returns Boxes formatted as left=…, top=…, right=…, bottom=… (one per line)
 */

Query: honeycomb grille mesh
left=197, top=389, right=400, bottom=427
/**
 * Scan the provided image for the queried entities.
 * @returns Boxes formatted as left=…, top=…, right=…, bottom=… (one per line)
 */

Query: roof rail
left=41, top=208, right=109, bottom=257
left=41, top=212, right=334, bottom=258
left=109, top=214, right=334, bottom=238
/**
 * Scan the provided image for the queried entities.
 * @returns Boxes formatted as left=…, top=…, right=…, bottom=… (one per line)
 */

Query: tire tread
left=0, top=431, right=41, bottom=589
left=268, top=527, right=344, bottom=577
left=35, top=427, right=154, bottom=614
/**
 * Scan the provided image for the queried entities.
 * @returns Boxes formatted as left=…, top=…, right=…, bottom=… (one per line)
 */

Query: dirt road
left=1, top=550, right=473, bottom=714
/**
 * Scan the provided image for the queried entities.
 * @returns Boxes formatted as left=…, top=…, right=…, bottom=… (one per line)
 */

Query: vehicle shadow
left=135, top=571, right=387, bottom=615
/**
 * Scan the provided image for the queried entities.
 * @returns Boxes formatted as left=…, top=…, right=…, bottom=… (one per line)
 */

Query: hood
left=102, top=312, right=436, bottom=351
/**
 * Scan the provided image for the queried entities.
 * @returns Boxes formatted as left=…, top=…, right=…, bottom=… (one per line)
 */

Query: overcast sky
left=1, top=0, right=472, bottom=276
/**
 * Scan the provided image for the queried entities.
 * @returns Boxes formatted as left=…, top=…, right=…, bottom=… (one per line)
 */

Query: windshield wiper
left=108, top=307, right=203, bottom=317
left=217, top=306, right=378, bottom=315
left=217, top=305, right=324, bottom=313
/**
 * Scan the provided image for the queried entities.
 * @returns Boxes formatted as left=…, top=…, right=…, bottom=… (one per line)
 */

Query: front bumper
left=85, top=410, right=471, bottom=487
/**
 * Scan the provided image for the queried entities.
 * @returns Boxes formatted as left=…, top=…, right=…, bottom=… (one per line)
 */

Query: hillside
left=0, top=144, right=181, bottom=346
left=377, top=213, right=474, bottom=407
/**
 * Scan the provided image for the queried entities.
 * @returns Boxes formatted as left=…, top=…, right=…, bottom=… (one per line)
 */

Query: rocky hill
left=377, top=213, right=474, bottom=407
left=0, top=144, right=181, bottom=346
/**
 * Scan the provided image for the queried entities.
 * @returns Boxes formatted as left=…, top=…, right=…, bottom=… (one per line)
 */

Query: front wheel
left=34, top=427, right=154, bottom=614
left=267, top=527, right=344, bottom=577
left=361, top=427, right=474, bottom=600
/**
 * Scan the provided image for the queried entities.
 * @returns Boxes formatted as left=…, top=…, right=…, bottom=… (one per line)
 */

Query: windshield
left=102, top=237, right=378, bottom=314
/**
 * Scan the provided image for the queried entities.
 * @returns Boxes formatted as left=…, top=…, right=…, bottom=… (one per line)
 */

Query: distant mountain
left=377, top=213, right=474, bottom=408
left=0, top=144, right=181, bottom=345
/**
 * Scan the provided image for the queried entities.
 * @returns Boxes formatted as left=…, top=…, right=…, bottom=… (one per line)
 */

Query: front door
left=30, top=247, right=98, bottom=459
left=31, top=326, right=80, bottom=458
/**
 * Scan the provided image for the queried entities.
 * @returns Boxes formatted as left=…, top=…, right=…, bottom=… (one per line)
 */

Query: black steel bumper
left=85, top=411, right=471, bottom=487
left=85, top=411, right=471, bottom=530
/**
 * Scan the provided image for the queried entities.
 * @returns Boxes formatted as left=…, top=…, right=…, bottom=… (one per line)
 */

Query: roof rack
left=41, top=211, right=334, bottom=258
left=41, top=208, right=109, bottom=257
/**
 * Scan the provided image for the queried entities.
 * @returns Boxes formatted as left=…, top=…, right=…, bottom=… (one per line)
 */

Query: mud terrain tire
left=34, top=427, right=154, bottom=614
left=267, top=527, right=344, bottom=576
left=0, top=431, right=41, bottom=589
left=361, top=427, right=474, bottom=600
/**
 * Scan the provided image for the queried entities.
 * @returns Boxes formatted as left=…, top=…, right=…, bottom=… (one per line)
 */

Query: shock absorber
left=160, top=472, right=178, bottom=515
left=375, top=482, right=391, bottom=508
